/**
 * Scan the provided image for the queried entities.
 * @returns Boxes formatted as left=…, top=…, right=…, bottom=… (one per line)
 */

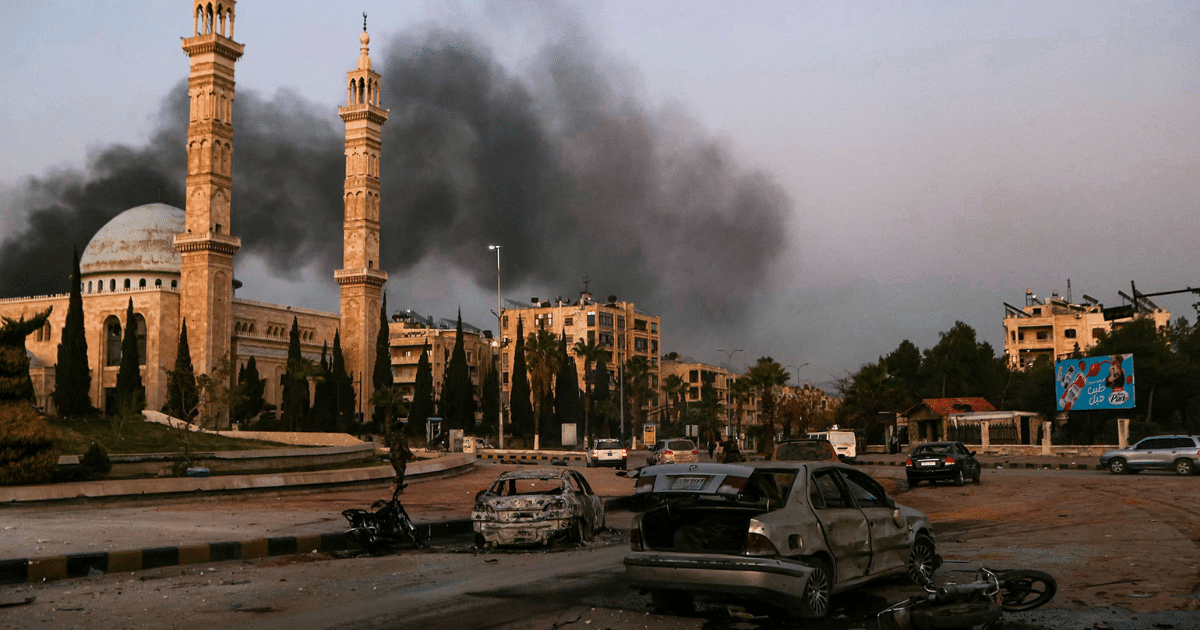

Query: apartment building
left=1002, top=289, right=1170, bottom=370
left=388, top=310, right=496, bottom=404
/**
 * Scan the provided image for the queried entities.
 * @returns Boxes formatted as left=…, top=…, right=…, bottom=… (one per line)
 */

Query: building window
left=689, top=370, right=699, bottom=383
left=587, top=312, right=596, bottom=326
left=564, top=334, right=573, bottom=345
left=134, top=314, right=147, bottom=365
left=1064, top=329, right=1077, bottom=339
left=587, top=330, right=595, bottom=344
left=564, top=317, right=574, bottom=326
left=634, top=337, right=647, bottom=352
left=1032, top=308, right=1041, bottom=315
left=155, top=279, right=162, bottom=287
left=1018, top=332, right=1024, bottom=341
left=651, top=322, right=658, bottom=333
left=598, top=331, right=614, bottom=347
left=689, top=386, right=699, bottom=400
left=634, top=319, right=647, bottom=331
left=123, top=278, right=130, bottom=290
left=171, top=280, right=177, bottom=289
left=617, top=316, right=626, bottom=331
left=1036, top=331, right=1049, bottom=340
left=651, top=340, right=658, bottom=354
left=104, top=316, right=122, bottom=366
left=598, top=312, right=613, bottom=328
left=110, top=279, right=116, bottom=292
left=1092, top=328, right=1104, bottom=339
left=1010, top=331, right=1016, bottom=341
left=87, top=281, right=93, bottom=293
left=139, top=278, right=146, bottom=288
left=502, top=315, right=509, bottom=329
left=503, top=372, right=509, bottom=384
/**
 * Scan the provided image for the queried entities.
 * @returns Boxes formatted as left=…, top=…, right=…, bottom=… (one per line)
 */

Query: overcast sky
left=2, top=1, right=1197, bottom=388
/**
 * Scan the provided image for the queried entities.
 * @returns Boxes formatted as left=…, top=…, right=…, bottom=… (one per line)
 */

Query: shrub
left=80, top=441, right=112, bottom=480
left=0, top=402, right=61, bottom=485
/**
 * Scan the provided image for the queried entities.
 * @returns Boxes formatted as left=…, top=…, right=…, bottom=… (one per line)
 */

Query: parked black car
left=906, top=441, right=981, bottom=487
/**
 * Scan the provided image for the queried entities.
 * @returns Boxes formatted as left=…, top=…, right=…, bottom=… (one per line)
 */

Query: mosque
left=0, top=2, right=394, bottom=418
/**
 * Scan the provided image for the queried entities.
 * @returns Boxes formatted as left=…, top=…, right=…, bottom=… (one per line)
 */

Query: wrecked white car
left=624, top=461, right=938, bottom=618
left=472, top=468, right=605, bottom=547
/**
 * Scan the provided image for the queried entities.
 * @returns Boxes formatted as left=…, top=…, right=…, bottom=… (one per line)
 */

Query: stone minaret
left=336, top=19, right=388, bottom=417
left=175, top=1, right=243, bottom=376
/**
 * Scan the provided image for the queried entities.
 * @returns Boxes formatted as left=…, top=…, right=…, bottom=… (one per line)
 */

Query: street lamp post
left=717, top=348, right=742, bottom=441
left=785, top=363, right=809, bottom=386
left=488, top=245, right=504, bottom=449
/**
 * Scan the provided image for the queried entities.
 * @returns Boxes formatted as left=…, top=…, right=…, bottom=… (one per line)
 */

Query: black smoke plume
left=0, top=25, right=790, bottom=332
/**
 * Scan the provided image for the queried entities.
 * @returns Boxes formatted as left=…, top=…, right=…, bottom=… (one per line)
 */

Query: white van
left=807, top=428, right=857, bottom=461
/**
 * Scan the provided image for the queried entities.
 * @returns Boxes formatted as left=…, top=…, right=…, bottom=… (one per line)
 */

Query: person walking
left=389, top=424, right=414, bottom=494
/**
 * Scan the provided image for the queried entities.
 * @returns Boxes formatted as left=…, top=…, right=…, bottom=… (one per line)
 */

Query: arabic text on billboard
left=1055, top=355, right=1135, bottom=411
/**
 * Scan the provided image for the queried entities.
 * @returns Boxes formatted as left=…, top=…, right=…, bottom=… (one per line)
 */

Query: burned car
left=472, top=468, right=605, bottom=547
left=624, top=461, right=938, bottom=618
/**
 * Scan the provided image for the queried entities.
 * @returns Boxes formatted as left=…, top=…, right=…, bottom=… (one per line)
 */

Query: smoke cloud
left=0, top=24, right=790, bottom=334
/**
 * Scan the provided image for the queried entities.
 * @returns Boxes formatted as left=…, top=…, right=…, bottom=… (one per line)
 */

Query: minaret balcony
left=174, top=231, right=242, bottom=255
left=335, top=268, right=388, bottom=287
left=182, top=34, right=245, bottom=59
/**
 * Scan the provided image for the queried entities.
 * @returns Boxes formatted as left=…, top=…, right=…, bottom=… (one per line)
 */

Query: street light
left=785, top=363, right=810, bottom=386
left=488, top=245, right=504, bottom=449
left=716, top=348, right=742, bottom=441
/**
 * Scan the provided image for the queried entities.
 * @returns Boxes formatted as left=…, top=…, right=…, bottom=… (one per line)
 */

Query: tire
left=795, top=559, right=832, bottom=618
left=1174, top=459, right=1196, bottom=476
left=910, top=601, right=1002, bottom=629
left=907, top=476, right=920, bottom=488
left=907, top=537, right=938, bottom=586
left=953, top=469, right=964, bottom=487
left=649, top=590, right=694, bottom=616
left=973, top=469, right=981, bottom=484
left=1108, top=458, right=1128, bottom=475
left=998, top=569, right=1058, bottom=611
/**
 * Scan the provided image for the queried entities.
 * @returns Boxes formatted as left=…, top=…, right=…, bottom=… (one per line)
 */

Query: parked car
left=466, top=437, right=494, bottom=451
left=772, top=439, right=839, bottom=462
left=1099, top=435, right=1200, bottom=475
left=648, top=439, right=700, bottom=466
left=906, top=441, right=982, bottom=487
left=625, top=461, right=939, bottom=618
left=472, top=468, right=605, bottom=547
left=586, top=438, right=628, bottom=469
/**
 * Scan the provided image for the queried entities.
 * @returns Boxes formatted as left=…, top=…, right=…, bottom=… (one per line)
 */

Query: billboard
left=1055, top=355, right=1135, bottom=411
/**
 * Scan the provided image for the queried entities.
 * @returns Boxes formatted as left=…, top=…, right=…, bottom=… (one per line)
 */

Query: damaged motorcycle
left=877, top=565, right=1057, bottom=629
left=342, top=487, right=425, bottom=553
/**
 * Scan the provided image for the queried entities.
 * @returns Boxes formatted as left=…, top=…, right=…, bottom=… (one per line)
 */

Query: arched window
left=134, top=314, right=147, bottom=366
left=171, top=280, right=178, bottom=289
left=110, top=279, right=116, bottom=292
left=155, top=279, right=162, bottom=288
left=104, top=315, right=122, bottom=366
left=87, top=281, right=93, bottom=293
left=124, top=278, right=131, bottom=290
left=139, top=278, right=146, bottom=288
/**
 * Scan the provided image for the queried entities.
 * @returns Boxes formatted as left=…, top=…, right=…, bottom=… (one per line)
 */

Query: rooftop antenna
left=1066, top=279, right=1072, bottom=304
left=363, top=12, right=367, bottom=31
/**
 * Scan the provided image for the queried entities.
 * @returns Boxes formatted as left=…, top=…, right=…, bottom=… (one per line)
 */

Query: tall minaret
left=336, top=16, right=388, bottom=417
left=175, top=1, right=243, bottom=377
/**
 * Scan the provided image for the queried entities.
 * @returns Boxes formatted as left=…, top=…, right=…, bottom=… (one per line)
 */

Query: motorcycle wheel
left=910, top=601, right=1001, bottom=629
left=998, top=569, right=1057, bottom=611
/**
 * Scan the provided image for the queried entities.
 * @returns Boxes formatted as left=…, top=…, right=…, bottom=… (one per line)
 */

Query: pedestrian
left=708, top=440, right=716, bottom=459
left=389, top=423, right=414, bottom=495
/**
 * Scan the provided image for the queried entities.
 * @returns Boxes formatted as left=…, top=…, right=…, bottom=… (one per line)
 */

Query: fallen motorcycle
left=877, top=566, right=1057, bottom=630
left=342, top=487, right=425, bottom=553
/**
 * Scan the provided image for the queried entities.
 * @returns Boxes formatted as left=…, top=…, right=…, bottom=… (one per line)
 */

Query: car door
left=809, top=467, right=871, bottom=583
left=566, top=471, right=601, bottom=527
left=838, top=468, right=910, bottom=574
left=953, top=442, right=979, bottom=478
left=1129, top=438, right=1167, bottom=468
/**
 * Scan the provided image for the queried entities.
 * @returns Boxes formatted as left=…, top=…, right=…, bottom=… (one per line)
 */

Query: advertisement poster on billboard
left=1055, top=355, right=1135, bottom=411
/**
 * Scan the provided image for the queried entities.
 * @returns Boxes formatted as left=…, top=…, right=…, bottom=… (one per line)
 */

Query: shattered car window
left=490, top=478, right=565, bottom=496
left=841, top=469, right=887, bottom=508
left=737, top=470, right=797, bottom=508
left=810, top=469, right=847, bottom=509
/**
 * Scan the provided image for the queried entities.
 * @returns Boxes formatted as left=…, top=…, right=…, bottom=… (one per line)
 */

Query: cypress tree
left=164, top=321, right=198, bottom=420
left=408, top=345, right=434, bottom=437
left=332, top=330, right=355, bottom=431
left=113, top=299, right=145, bottom=416
left=55, top=247, right=92, bottom=416
left=440, top=309, right=475, bottom=432
left=281, top=317, right=310, bottom=431
left=371, top=296, right=392, bottom=426
left=310, top=342, right=332, bottom=431
left=480, top=358, right=499, bottom=437
left=232, top=355, right=265, bottom=423
left=553, top=332, right=581, bottom=446
left=509, top=317, right=534, bottom=439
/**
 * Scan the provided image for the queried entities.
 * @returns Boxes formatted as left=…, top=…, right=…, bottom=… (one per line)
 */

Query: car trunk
left=639, top=503, right=764, bottom=553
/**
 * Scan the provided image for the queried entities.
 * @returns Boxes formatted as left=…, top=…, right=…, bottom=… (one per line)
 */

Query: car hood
left=480, top=495, right=562, bottom=510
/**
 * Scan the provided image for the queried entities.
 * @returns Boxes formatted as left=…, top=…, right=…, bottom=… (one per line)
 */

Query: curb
left=0, top=519, right=474, bottom=586
left=855, top=459, right=1101, bottom=471
left=474, top=452, right=586, bottom=462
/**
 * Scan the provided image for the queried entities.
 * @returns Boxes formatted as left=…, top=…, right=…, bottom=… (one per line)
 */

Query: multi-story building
left=499, top=291, right=661, bottom=408
left=1002, top=289, right=1170, bottom=370
left=660, top=355, right=728, bottom=405
left=387, top=310, right=496, bottom=408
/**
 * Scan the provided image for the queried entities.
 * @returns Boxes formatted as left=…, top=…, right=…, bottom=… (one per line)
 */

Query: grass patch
left=51, top=415, right=297, bottom=456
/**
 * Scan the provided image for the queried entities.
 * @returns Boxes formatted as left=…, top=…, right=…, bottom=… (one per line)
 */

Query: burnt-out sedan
left=624, top=462, right=938, bottom=618
left=472, top=468, right=605, bottom=547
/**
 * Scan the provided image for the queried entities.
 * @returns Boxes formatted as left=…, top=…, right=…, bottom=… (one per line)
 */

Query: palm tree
left=623, top=355, right=653, bottom=444
left=729, top=376, right=753, bottom=444
left=574, top=339, right=607, bottom=443
left=746, top=357, right=791, bottom=454
left=661, top=373, right=689, bottom=437
left=524, top=329, right=561, bottom=448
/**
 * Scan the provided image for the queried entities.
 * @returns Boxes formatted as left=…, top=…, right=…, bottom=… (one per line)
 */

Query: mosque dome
left=80, top=203, right=186, bottom=276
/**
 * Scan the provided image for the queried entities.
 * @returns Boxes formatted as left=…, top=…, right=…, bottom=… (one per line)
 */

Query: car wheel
left=649, top=590, right=694, bottom=616
left=973, top=469, right=981, bottom=484
left=911, top=601, right=1002, bottom=629
left=1174, top=459, right=1196, bottom=476
left=796, top=559, right=832, bottom=618
left=907, top=476, right=919, bottom=488
left=907, top=537, right=938, bottom=586
left=954, top=469, right=964, bottom=487
left=1108, top=458, right=1128, bottom=475
left=474, top=533, right=487, bottom=548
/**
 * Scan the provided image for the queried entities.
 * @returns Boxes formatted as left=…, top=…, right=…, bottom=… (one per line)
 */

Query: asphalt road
left=2, top=462, right=1198, bottom=630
